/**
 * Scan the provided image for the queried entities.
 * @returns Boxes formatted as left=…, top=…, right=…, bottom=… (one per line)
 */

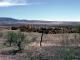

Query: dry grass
left=0, top=30, right=80, bottom=60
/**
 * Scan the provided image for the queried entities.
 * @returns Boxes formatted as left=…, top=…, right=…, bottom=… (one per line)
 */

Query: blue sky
left=0, top=0, right=80, bottom=21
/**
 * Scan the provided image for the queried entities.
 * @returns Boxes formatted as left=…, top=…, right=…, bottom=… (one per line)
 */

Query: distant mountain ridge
left=0, top=17, right=80, bottom=26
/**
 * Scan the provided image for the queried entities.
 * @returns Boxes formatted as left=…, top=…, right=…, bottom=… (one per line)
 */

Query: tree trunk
left=40, top=33, right=44, bottom=46
left=17, top=42, right=22, bottom=51
left=10, top=41, right=11, bottom=46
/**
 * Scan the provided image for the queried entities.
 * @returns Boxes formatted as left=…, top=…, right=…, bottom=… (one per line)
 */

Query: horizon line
left=0, top=17, right=80, bottom=22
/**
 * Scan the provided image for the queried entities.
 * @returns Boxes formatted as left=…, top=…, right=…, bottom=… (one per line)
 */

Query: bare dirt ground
left=0, top=54, right=25, bottom=60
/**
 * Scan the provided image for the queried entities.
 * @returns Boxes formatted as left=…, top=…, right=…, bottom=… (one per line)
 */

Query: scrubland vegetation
left=0, top=25, right=80, bottom=60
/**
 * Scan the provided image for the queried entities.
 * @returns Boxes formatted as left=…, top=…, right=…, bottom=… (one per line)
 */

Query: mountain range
left=0, top=17, right=80, bottom=26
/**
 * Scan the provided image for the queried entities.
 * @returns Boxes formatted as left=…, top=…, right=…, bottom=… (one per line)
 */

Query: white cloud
left=0, top=0, right=27, bottom=7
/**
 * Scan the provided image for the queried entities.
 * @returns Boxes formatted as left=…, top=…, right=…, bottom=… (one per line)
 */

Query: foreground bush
left=6, top=31, right=26, bottom=51
left=6, top=31, right=17, bottom=46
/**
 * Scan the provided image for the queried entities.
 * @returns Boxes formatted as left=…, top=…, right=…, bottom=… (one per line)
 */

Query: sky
left=0, top=0, right=80, bottom=21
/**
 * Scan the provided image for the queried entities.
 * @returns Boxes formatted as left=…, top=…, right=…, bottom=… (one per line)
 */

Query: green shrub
left=6, top=31, right=26, bottom=51
left=16, top=31, right=26, bottom=50
left=7, top=31, right=17, bottom=46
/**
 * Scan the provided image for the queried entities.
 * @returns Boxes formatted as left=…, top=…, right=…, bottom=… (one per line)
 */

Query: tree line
left=11, top=25, right=77, bottom=34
